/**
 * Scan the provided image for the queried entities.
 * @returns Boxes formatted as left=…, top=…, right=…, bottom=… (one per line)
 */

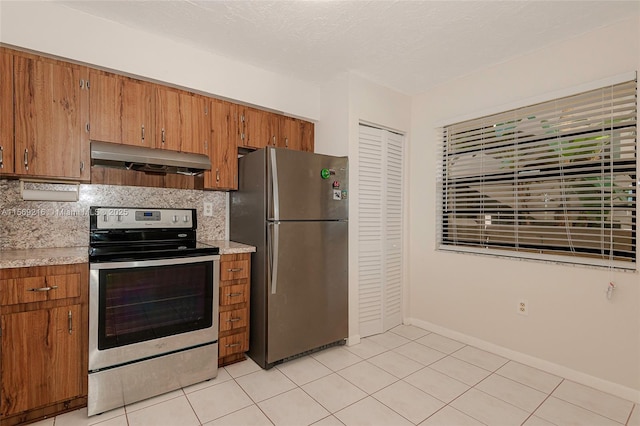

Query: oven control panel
left=91, top=207, right=196, bottom=230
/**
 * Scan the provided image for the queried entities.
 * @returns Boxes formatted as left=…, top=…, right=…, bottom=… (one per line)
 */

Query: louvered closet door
left=358, top=124, right=404, bottom=338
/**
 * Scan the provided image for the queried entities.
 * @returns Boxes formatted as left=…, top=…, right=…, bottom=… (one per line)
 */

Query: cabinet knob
left=227, top=268, right=243, bottom=272
left=0, top=146, right=3, bottom=168
left=228, top=292, right=243, bottom=297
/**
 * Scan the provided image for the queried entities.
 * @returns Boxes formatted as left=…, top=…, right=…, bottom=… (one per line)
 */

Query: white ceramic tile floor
left=38, top=326, right=639, bottom=426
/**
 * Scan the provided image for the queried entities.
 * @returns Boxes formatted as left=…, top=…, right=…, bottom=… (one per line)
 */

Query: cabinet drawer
left=219, top=283, right=248, bottom=306
left=219, top=308, right=247, bottom=332
left=219, top=332, right=248, bottom=357
left=220, top=260, right=249, bottom=281
left=0, top=273, right=81, bottom=306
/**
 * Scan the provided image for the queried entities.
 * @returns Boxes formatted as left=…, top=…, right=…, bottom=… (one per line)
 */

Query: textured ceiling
left=58, top=0, right=639, bottom=96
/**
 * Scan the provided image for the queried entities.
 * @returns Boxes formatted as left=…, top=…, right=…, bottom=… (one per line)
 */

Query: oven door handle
left=268, top=221, right=279, bottom=295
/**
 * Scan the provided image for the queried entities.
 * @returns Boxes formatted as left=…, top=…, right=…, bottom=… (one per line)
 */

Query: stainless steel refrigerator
left=230, top=147, right=348, bottom=369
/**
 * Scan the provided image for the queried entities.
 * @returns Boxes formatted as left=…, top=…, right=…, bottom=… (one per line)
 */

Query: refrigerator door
left=266, top=220, right=348, bottom=364
left=268, top=148, right=348, bottom=221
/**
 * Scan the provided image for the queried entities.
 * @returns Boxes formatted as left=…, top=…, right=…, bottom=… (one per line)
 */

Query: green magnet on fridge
left=320, top=168, right=331, bottom=179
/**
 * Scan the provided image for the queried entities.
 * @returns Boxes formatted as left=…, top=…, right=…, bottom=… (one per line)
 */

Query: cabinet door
left=155, top=86, right=181, bottom=151
left=278, top=116, right=304, bottom=150
left=0, top=49, right=14, bottom=174
left=241, top=107, right=277, bottom=149
left=14, top=55, right=89, bottom=179
left=206, top=99, right=237, bottom=190
left=90, top=72, right=154, bottom=148
left=1, top=305, right=83, bottom=416
left=301, top=120, right=315, bottom=152
left=180, top=93, right=210, bottom=155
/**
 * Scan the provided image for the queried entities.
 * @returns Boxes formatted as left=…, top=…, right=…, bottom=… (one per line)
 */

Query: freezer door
left=268, top=148, right=348, bottom=221
left=266, top=220, right=348, bottom=364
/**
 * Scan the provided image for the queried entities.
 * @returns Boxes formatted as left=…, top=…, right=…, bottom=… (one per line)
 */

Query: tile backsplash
left=0, top=179, right=227, bottom=250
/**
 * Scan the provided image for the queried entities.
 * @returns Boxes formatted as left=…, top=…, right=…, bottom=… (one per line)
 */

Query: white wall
left=316, top=73, right=411, bottom=343
left=0, top=1, right=320, bottom=120
left=409, top=16, right=640, bottom=401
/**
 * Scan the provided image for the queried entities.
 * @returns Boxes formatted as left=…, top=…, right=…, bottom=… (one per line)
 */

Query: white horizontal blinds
left=358, top=124, right=404, bottom=337
left=358, top=125, right=385, bottom=337
left=441, top=80, right=637, bottom=264
left=383, top=131, right=403, bottom=331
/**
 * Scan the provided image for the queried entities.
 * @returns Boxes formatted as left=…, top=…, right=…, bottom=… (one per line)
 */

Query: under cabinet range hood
left=90, top=141, right=211, bottom=176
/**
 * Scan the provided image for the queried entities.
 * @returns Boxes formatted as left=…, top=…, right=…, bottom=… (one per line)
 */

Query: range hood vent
left=91, top=141, right=211, bottom=176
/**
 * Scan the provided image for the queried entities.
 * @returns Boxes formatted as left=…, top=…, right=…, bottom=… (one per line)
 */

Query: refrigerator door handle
left=269, top=221, right=280, bottom=294
left=270, top=148, right=280, bottom=221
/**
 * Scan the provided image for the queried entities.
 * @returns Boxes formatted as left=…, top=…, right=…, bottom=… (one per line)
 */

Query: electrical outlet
left=517, top=299, right=529, bottom=316
left=203, top=202, right=213, bottom=217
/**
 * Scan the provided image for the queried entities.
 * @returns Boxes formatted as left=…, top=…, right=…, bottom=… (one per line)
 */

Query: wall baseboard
left=406, top=317, right=640, bottom=404
left=346, top=335, right=361, bottom=346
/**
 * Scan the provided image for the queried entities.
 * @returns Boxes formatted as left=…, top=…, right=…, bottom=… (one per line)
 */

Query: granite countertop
left=0, top=241, right=255, bottom=269
left=199, top=240, right=256, bottom=255
left=0, top=247, right=89, bottom=269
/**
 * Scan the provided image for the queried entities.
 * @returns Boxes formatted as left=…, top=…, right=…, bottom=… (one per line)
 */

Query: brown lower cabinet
left=218, top=253, right=251, bottom=367
left=0, top=263, right=88, bottom=426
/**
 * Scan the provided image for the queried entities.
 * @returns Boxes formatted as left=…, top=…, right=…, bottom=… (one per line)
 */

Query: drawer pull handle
left=27, top=286, right=58, bottom=292
left=225, top=343, right=241, bottom=348
left=226, top=317, right=241, bottom=322
left=227, top=268, right=243, bottom=272
left=228, top=292, right=243, bottom=297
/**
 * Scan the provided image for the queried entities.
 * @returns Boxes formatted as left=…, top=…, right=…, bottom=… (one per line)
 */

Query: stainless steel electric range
left=87, top=206, right=220, bottom=416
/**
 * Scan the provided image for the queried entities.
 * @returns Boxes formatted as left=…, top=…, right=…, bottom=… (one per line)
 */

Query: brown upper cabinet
left=238, top=107, right=278, bottom=150
left=156, top=88, right=210, bottom=155
left=1, top=47, right=313, bottom=186
left=278, top=116, right=314, bottom=151
left=206, top=99, right=238, bottom=190
left=238, top=106, right=314, bottom=153
left=89, top=70, right=154, bottom=148
left=0, top=49, right=14, bottom=174
left=12, top=51, right=90, bottom=180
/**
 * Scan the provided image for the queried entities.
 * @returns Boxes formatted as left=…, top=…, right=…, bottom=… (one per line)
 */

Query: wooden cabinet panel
left=89, top=71, right=154, bottom=148
left=278, top=116, right=304, bottom=150
left=0, top=263, right=88, bottom=424
left=219, top=332, right=248, bottom=358
left=218, top=253, right=250, bottom=366
left=180, top=93, right=210, bottom=155
left=220, top=283, right=249, bottom=306
left=13, top=54, right=89, bottom=179
left=156, top=88, right=212, bottom=154
left=220, top=259, right=250, bottom=281
left=219, top=308, right=248, bottom=332
left=0, top=49, right=14, bottom=174
left=1, top=304, right=83, bottom=416
left=0, top=273, right=81, bottom=306
left=301, top=120, right=314, bottom=152
left=155, top=86, right=181, bottom=151
left=206, top=99, right=237, bottom=190
left=240, top=107, right=277, bottom=149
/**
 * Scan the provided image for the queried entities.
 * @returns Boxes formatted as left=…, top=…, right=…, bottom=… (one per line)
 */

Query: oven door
left=89, top=255, right=219, bottom=372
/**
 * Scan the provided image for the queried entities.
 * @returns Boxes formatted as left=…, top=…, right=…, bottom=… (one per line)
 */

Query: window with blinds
left=438, top=80, right=637, bottom=268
